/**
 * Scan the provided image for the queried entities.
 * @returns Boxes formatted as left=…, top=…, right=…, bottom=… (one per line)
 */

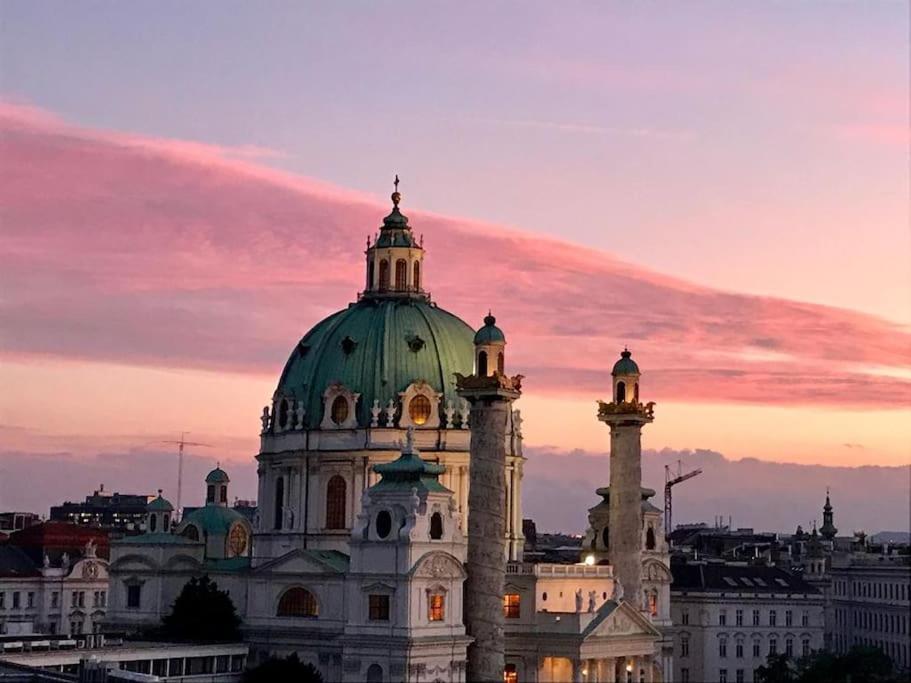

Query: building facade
left=106, top=185, right=669, bottom=682
left=670, top=562, right=825, bottom=683
left=50, top=487, right=153, bottom=534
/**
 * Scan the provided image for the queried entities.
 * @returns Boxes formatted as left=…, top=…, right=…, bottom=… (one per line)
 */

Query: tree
left=756, top=653, right=797, bottom=683
left=161, top=575, right=241, bottom=642
left=242, top=654, right=322, bottom=683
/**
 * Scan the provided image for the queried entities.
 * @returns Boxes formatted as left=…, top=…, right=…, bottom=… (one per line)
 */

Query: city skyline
left=1, top=3, right=909, bottom=527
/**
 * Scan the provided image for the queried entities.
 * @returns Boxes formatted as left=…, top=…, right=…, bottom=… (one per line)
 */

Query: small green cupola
left=363, top=176, right=427, bottom=299
left=611, top=348, right=641, bottom=403
left=473, top=312, right=506, bottom=376
left=371, top=427, right=449, bottom=494
left=146, top=490, right=174, bottom=534
left=205, top=464, right=230, bottom=507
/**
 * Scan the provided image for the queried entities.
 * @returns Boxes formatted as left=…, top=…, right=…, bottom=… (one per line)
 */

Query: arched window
left=413, top=261, right=421, bottom=290
left=163, top=513, right=170, bottom=530
left=278, top=399, right=289, bottom=428
left=326, top=475, right=347, bottom=529
left=277, top=587, right=318, bottom=618
left=616, top=381, right=627, bottom=402
left=505, top=664, right=518, bottom=683
left=273, top=477, right=284, bottom=530
left=648, top=591, right=658, bottom=617
left=367, top=260, right=375, bottom=289
left=330, top=396, right=349, bottom=425
left=409, top=395, right=432, bottom=426
left=375, top=510, right=392, bottom=539
left=366, top=664, right=383, bottom=683
left=220, top=485, right=228, bottom=503
left=477, top=350, right=488, bottom=376
left=602, top=526, right=610, bottom=549
left=646, top=527, right=656, bottom=550
left=378, top=259, right=390, bottom=290
left=149, top=515, right=157, bottom=533
left=430, top=512, right=444, bottom=539
left=181, top=525, right=199, bottom=541
left=395, top=259, right=407, bottom=290
left=634, top=382, right=640, bottom=402
left=497, top=352, right=504, bottom=374
left=206, top=485, right=215, bottom=504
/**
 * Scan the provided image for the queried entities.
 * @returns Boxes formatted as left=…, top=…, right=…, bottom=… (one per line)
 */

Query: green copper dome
left=277, top=298, right=474, bottom=429
left=473, top=313, right=505, bottom=344
left=612, top=349, right=640, bottom=375
left=181, top=505, right=245, bottom=536
left=205, top=467, right=230, bottom=484
left=147, top=492, right=174, bottom=512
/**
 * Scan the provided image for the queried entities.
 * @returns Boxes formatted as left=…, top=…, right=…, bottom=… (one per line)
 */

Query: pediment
left=110, top=554, right=159, bottom=572
left=253, top=549, right=347, bottom=576
left=410, top=551, right=466, bottom=579
left=583, top=600, right=661, bottom=639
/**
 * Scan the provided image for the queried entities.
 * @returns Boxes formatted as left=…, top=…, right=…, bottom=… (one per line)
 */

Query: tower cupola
left=611, top=348, right=641, bottom=403
left=146, top=490, right=174, bottom=534
left=363, top=176, right=427, bottom=299
left=473, top=312, right=506, bottom=376
left=205, top=465, right=230, bottom=508
left=820, top=489, right=838, bottom=540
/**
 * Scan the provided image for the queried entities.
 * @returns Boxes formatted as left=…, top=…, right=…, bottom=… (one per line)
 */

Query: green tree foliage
left=757, top=646, right=904, bottom=683
left=161, top=575, right=241, bottom=642
left=242, top=654, right=323, bottom=683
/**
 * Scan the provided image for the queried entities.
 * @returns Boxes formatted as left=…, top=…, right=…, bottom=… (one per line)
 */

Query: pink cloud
left=1, top=102, right=910, bottom=409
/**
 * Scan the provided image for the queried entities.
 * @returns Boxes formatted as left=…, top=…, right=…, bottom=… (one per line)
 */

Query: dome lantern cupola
left=146, top=490, right=174, bottom=534
left=363, top=175, right=427, bottom=300
left=205, top=464, right=230, bottom=508
left=473, top=312, right=506, bottom=376
left=611, top=348, right=641, bottom=403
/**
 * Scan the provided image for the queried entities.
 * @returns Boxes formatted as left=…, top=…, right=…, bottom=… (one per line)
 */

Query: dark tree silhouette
left=161, top=575, right=241, bottom=642
left=757, top=646, right=903, bottom=683
left=242, top=654, right=322, bottom=683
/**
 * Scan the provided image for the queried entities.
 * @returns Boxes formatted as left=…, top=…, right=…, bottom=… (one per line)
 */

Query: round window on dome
left=409, top=395, right=432, bottom=425
left=228, top=525, right=248, bottom=557
left=330, top=396, right=349, bottom=425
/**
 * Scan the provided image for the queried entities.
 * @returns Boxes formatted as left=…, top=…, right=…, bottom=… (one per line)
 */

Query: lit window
left=228, top=525, right=248, bottom=557
left=330, top=396, right=349, bottom=425
left=409, top=395, right=432, bottom=426
left=369, top=594, right=390, bottom=621
left=504, top=593, right=520, bottom=619
left=504, top=664, right=518, bottom=683
left=428, top=593, right=445, bottom=621
left=277, top=587, right=318, bottom=618
left=394, top=259, right=407, bottom=290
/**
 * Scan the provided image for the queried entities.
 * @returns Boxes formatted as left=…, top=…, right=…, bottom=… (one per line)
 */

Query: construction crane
left=158, top=432, right=213, bottom=517
left=665, top=460, right=702, bottom=541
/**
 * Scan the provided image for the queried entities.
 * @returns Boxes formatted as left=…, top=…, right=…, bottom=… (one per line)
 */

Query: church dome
left=181, top=505, right=245, bottom=536
left=147, top=491, right=173, bottom=512
left=612, top=349, right=640, bottom=375
left=276, top=298, right=474, bottom=429
left=473, top=313, right=505, bottom=344
left=205, top=467, right=230, bottom=484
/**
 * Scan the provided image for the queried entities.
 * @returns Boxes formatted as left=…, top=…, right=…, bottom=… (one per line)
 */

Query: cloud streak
left=1, top=102, right=910, bottom=409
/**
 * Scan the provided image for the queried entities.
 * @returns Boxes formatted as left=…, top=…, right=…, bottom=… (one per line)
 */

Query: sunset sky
left=1, top=3, right=909, bottom=515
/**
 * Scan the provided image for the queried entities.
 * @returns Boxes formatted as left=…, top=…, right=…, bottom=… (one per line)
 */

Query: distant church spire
left=820, top=488, right=838, bottom=541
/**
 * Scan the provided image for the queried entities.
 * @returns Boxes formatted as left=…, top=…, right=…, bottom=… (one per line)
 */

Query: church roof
left=612, top=349, right=640, bottom=375
left=124, top=533, right=197, bottom=545
left=205, top=467, right=230, bottom=484
left=474, top=312, right=506, bottom=344
left=672, top=562, right=820, bottom=594
left=372, top=429, right=450, bottom=494
left=181, top=505, right=245, bottom=537
left=147, top=491, right=174, bottom=512
left=276, top=298, right=473, bottom=429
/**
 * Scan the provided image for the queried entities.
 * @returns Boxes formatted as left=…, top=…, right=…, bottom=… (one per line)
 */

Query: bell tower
left=597, top=348, right=654, bottom=605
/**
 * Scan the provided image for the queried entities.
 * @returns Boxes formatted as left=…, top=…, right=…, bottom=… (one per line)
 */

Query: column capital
left=456, top=372, right=523, bottom=403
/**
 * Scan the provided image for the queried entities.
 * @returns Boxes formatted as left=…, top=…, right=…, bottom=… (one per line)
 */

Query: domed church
left=107, top=183, right=670, bottom=683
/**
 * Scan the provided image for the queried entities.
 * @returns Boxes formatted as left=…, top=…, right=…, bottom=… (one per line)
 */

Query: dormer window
left=341, top=336, right=358, bottom=355
left=409, top=395, right=432, bottom=425
left=321, top=383, right=360, bottom=430
left=430, top=512, right=444, bottom=539
left=331, top=396, right=349, bottom=424
left=398, top=381, right=442, bottom=429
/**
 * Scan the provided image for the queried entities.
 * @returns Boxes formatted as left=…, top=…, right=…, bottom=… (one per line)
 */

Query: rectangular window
left=681, top=668, right=690, bottom=683
left=769, top=639, right=777, bottom=656
left=71, top=592, right=78, bottom=608
left=681, top=639, right=690, bottom=658
left=51, top=592, right=59, bottom=608
left=78, top=591, right=85, bottom=607
left=736, top=669, right=745, bottom=683
left=736, top=609, right=743, bottom=626
left=719, top=610, right=727, bottom=626
left=682, top=610, right=690, bottom=625
left=127, top=585, right=141, bottom=609
left=100, top=591, right=106, bottom=607
left=753, top=609, right=760, bottom=626
left=769, top=610, right=777, bottom=627
left=0, top=592, right=4, bottom=609
left=368, top=594, right=390, bottom=621
left=93, top=591, right=99, bottom=607
left=786, top=639, right=794, bottom=657
left=802, top=611, right=809, bottom=627
left=503, top=593, right=521, bottom=619
left=785, top=609, right=793, bottom=627
left=26, top=592, right=34, bottom=608
left=428, top=593, right=445, bottom=622
left=720, top=641, right=728, bottom=658
left=12, top=592, right=20, bottom=609
left=736, top=641, right=744, bottom=658
left=719, top=669, right=728, bottom=683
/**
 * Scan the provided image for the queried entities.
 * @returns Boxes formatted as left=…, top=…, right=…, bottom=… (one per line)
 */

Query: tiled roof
left=672, top=562, right=819, bottom=594
left=0, top=546, right=40, bottom=577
